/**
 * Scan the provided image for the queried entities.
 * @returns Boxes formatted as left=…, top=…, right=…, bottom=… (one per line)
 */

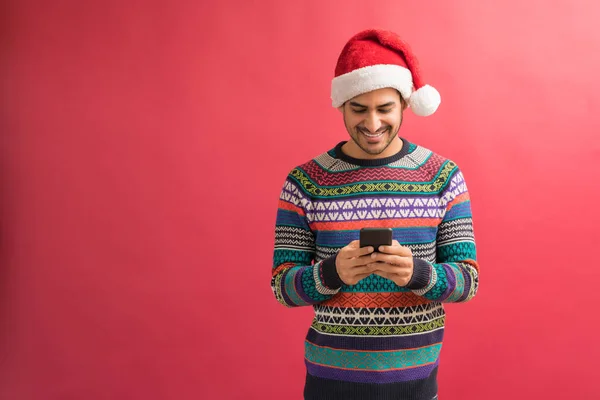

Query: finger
left=358, top=245, right=375, bottom=256
left=370, top=262, right=391, bottom=271
left=366, top=262, right=384, bottom=271
left=351, top=254, right=378, bottom=267
left=373, top=263, right=412, bottom=279
left=346, top=245, right=374, bottom=259
left=370, top=252, right=408, bottom=265
left=351, top=264, right=377, bottom=275
left=339, top=241, right=360, bottom=258
left=374, top=268, right=410, bottom=280
left=376, top=244, right=412, bottom=256
left=347, top=240, right=360, bottom=249
left=373, top=270, right=394, bottom=279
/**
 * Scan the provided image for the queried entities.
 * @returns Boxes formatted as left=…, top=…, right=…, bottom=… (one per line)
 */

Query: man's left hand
left=368, top=240, right=414, bottom=287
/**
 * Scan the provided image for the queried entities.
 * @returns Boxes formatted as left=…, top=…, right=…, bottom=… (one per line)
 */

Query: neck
left=342, top=136, right=404, bottom=160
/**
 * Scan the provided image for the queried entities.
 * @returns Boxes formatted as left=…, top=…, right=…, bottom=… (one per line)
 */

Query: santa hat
left=331, top=29, right=441, bottom=117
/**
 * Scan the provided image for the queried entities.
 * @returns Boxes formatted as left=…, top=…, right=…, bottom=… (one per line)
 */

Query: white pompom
left=408, top=85, right=441, bottom=117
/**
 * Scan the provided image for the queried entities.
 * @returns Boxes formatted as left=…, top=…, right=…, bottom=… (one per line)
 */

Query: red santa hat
left=331, top=29, right=441, bottom=117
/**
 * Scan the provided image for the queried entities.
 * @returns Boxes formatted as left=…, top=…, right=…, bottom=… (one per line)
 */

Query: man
left=271, top=29, right=479, bottom=400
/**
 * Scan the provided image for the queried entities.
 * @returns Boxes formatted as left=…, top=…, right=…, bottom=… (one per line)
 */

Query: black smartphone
left=359, top=228, right=393, bottom=253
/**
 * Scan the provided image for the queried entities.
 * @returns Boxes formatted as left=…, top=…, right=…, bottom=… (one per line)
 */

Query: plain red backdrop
left=2, top=1, right=600, bottom=399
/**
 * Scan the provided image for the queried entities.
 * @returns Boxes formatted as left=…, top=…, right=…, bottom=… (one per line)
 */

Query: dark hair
left=341, top=89, right=407, bottom=109
left=396, top=90, right=407, bottom=107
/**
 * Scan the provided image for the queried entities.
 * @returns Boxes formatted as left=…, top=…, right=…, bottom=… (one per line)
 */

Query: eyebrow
left=349, top=101, right=395, bottom=108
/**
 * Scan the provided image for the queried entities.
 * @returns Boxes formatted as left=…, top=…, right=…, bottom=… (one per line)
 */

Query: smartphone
left=359, top=228, right=393, bottom=253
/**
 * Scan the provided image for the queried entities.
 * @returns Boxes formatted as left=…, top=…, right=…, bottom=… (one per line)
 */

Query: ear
left=401, top=99, right=408, bottom=111
left=397, top=90, right=408, bottom=110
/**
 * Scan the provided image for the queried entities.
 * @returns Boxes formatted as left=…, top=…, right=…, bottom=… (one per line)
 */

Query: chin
left=358, top=135, right=390, bottom=154
left=363, top=146, right=386, bottom=156
left=359, top=142, right=388, bottom=156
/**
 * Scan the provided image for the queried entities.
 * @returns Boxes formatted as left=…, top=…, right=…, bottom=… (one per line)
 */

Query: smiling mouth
left=359, top=127, right=389, bottom=139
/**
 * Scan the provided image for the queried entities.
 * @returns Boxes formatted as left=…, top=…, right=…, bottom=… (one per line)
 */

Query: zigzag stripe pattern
left=270, top=139, right=479, bottom=392
left=290, top=161, right=457, bottom=198
left=305, top=197, right=445, bottom=223
left=321, top=292, right=432, bottom=308
left=409, top=243, right=437, bottom=262
left=304, top=151, right=445, bottom=185
left=315, top=242, right=436, bottom=264
left=315, top=247, right=338, bottom=262
left=313, top=142, right=426, bottom=172
left=280, top=179, right=311, bottom=209
left=308, top=196, right=443, bottom=210
left=314, top=303, right=444, bottom=326
left=274, top=226, right=314, bottom=250
left=315, top=246, right=338, bottom=260
left=437, top=219, right=475, bottom=245
left=439, top=171, right=467, bottom=209
left=310, top=318, right=446, bottom=336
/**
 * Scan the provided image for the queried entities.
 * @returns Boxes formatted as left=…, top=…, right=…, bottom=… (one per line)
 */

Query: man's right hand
left=335, top=240, right=378, bottom=285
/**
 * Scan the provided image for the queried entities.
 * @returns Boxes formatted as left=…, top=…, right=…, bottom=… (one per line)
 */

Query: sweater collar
left=333, top=137, right=411, bottom=167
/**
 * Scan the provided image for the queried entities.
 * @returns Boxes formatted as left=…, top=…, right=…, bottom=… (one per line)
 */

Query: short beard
left=348, top=122, right=402, bottom=156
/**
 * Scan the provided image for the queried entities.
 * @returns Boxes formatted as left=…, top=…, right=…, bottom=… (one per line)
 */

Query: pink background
left=2, top=1, right=599, bottom=399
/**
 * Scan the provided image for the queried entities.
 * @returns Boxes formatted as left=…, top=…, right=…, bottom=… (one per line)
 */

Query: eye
left=379, top=109, right=392, bottom=114
left=352, top=109, right=367, bottom=114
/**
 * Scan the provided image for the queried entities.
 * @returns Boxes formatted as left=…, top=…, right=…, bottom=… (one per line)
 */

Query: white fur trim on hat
left=331, top=64, right=413, bottom=108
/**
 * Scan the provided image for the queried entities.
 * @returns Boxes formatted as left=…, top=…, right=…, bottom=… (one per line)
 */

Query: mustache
left=357, top=126, right=391, bottom=134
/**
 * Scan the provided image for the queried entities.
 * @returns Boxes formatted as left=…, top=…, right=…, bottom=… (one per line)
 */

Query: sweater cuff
left=320, top=254, right=344, bottom=290
left=405, top=258, right=432, bottom=290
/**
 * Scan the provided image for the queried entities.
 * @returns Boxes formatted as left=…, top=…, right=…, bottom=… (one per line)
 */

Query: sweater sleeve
left=405, top=165, right=480, bottom=303
left=271, top=171, right=343, bottom=308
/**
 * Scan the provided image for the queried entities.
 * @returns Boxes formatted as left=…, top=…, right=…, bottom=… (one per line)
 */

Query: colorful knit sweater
left=271, top=138, right=479, bottom=400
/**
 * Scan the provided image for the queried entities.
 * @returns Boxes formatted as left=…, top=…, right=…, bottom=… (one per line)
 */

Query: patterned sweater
left=271, top=138, right=479, bottom=400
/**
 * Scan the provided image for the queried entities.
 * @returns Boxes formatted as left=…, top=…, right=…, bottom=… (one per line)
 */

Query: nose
left=364, top=113, right=382, bottom=133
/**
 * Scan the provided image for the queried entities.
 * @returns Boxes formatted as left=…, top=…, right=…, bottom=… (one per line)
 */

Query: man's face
left=342, top=88, right=406, bottom=157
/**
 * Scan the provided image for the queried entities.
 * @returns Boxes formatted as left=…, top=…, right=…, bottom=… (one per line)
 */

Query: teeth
left=364, top=131, right=384, bottom=138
